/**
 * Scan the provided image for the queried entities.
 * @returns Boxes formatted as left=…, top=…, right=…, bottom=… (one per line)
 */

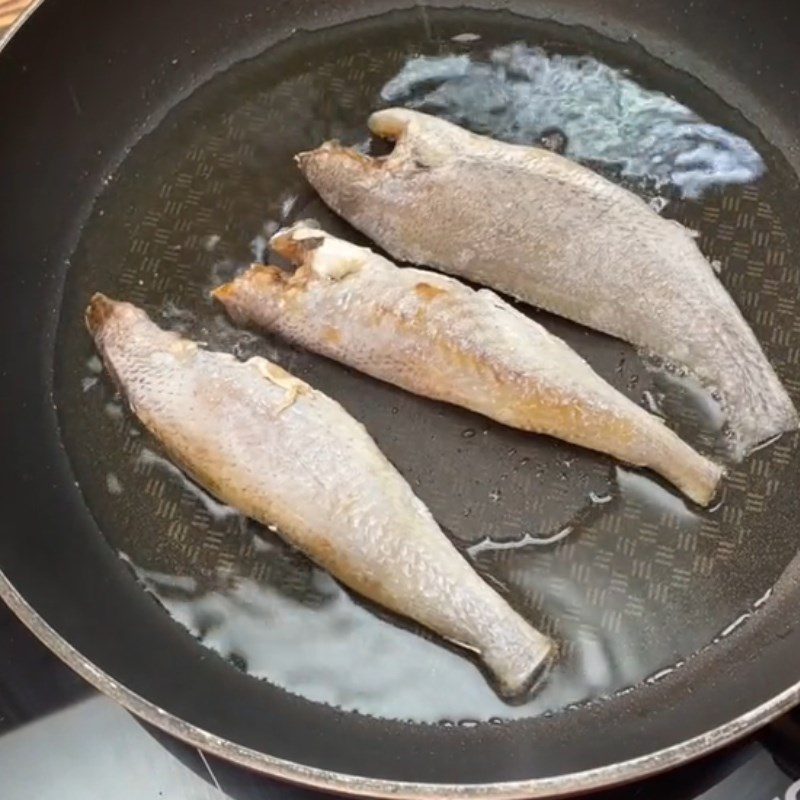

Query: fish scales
left=86, top=293, right=552, bottom=696
left=296, top=108, right=797, bottom=458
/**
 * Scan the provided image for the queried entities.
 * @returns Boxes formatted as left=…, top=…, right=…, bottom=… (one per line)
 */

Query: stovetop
left=0, top=601, right=798, bottom=800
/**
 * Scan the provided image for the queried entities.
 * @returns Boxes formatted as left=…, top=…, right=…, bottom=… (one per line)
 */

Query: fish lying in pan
left=214, top=223, right=722, bottom=505
left=296, top=108, right=798, bottom=458
left=86, top=293, right=552, bottom=697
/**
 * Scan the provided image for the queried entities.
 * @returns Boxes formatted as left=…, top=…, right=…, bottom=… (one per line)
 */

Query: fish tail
left=295, top=141, right=379, bottom=194
left=212, top=265, right=288, bottom=324
left=717, top=350, right=798, bottom=459
left=482, top=620, right=554, bottom=698
left=649, top=429, right=724, bottom=506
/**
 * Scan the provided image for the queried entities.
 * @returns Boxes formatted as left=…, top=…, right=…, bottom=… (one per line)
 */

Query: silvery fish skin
left=86, top=293, right=552, bottom=697
left=215, top=224, right=722, bottom=505
left=296, top=108, right=798, bottom=458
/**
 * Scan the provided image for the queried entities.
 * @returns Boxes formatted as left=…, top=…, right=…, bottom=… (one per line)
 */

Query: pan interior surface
left=53, top=7, right=800, bottom=728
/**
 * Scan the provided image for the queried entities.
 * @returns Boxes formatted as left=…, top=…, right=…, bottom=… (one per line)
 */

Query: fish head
left=86, top=292, right=121, bottom=336
left=85, top=293, right=155, bottom=345
left=295, top=142, right=384, bottom=216
left=296, top=109, right=483, bottom=230
left=212, top=265, right=291, bottom=325
left=214, top=224, right=373, bottom=323
left=86, top=293, right=188, bottom=393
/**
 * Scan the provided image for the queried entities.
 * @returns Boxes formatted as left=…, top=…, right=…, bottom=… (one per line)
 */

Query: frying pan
left=2, top=0, right=800, bottom=796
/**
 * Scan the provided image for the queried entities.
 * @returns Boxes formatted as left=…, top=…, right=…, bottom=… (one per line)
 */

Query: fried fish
left=214, top=223, right=722, bottom=505
left=86, top=293, right=552, bottom=696
left=296, top=108, right=797, bottom=458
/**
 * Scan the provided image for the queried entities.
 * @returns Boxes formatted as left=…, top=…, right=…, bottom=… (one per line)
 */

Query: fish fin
left=250, top=357, right=310, bottom=414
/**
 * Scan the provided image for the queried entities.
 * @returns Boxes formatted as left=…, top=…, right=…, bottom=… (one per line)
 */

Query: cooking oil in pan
left=55, top=7, right=800, bottom=723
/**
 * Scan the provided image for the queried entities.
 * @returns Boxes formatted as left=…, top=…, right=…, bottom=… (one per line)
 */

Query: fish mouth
left=513, top=642, right=557, bottom=702
left=212, top=223, right=338, bottom=305
left=85, top=293, right=149, bottom=338
left=295, top=109, right=464, bottom=185
left=295, top=141, right=382, bottom=172
left=211, top=265, right=291, bottom=310
left=295, top=110, right=416, bottom=175
left=85, top=292, right=118, bottom=335
left=209, top=281, right=237, bottom=305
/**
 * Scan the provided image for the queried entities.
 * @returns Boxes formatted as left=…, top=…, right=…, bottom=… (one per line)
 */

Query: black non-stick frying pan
left=2, top=0, right=800, bottom=796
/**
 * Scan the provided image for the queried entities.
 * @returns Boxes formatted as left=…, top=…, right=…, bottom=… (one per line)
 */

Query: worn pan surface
left=2, top=0, right=800, bottom=796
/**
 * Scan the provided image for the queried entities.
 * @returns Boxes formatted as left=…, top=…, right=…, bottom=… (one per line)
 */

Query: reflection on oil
left=615, top=467, right=701, bottom=526
left=382, top=44, right=765, bottom=198
left=117, top=457, right=726, bottom=724
left=127, top=553, right=652, bottom=722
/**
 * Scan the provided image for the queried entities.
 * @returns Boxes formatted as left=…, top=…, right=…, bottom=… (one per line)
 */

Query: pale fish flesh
left=296, top=108, right=797, bottom=458
left=214, top=223, right=722, bottom=505
left=86, top=293, right=552, bottom=696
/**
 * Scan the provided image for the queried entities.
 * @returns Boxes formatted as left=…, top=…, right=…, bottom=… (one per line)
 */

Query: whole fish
left=296, top=108, right=798, bottom=458
left=214, top=223, right=722, bottom=505
left=86, top=293, right=552, bottom=696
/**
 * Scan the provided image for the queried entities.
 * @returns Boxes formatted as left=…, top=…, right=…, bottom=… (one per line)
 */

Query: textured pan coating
left=296, top=108, right=798, bottom=458
left=85, top=294, right=552, bottom=696
left=215, top=224, right=722, bottom=505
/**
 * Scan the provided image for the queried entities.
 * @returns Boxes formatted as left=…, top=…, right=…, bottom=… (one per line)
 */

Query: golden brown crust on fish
left=414, top=281, right=448, bottom=301
left=88, top=293, right=554, bottom=697
left=217, top=224, right=722, bottom=505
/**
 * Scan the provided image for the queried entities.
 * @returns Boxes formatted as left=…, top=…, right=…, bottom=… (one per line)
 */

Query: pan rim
left=3, top=0, right=800, bottom=796
left=2, top=568, right=799, bottom=798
